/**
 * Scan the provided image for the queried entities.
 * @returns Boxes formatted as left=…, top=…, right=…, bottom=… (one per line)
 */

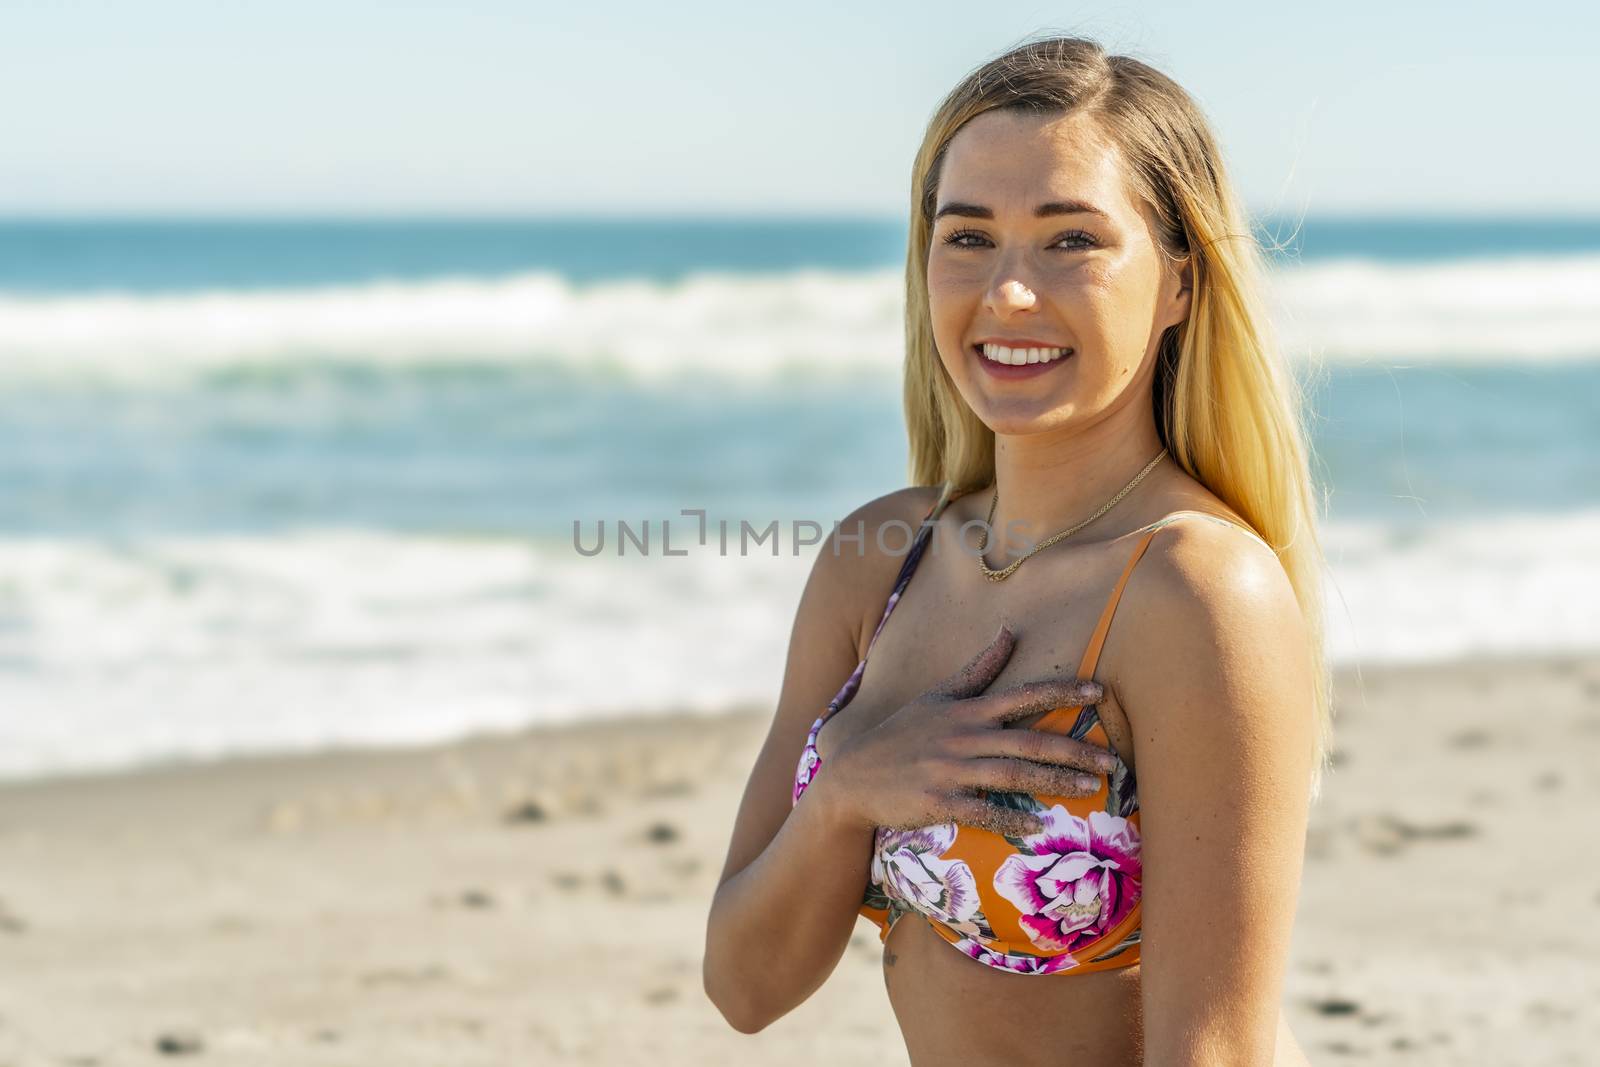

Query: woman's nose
left=986, top=277, right=1037, bottom=315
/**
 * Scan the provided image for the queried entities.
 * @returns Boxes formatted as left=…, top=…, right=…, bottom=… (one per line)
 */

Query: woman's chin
left=971, top=397, right=1079, bottom=437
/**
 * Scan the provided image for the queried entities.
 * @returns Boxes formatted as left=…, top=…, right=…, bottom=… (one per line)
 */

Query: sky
left=0, top=0, right=1593, bottom=217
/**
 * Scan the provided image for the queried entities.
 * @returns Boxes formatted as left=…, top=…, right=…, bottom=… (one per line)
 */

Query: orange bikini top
left=791, top=486, right=1267, bottom=975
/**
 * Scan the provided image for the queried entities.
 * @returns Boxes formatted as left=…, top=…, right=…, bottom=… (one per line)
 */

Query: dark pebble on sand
left=645, top=822, right=679, bottom=844
left=154, top=1031, right=204, bottom=1055
left=503, top=801, right=547, bottom=824
left=1309, top=996, right=1362, bottom=1017
left=460, top=889, right=494, bottom=909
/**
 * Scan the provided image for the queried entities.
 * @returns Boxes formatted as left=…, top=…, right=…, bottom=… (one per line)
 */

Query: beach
left=3, top=9, right=1600, bottom=1059
left=2, top=652, right=1597, bottom=1066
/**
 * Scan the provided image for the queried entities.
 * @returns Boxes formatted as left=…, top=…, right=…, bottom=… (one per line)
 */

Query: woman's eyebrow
left=934, top=199, right=1110, bottom=221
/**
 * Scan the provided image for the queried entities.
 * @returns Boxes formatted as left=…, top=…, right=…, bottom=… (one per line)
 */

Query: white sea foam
left=1, top=510, right=1596, bottom=781
left=2, top=253, right=1598, bottom=386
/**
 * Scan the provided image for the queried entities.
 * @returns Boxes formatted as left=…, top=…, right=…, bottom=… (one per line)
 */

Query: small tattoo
left=884, top=950, right=898, bottom=967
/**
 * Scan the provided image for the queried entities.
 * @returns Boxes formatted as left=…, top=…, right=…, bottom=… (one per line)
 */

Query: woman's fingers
left=951, top=726, right=1121, bottom=775
left=962, top=678, right=1106, bottom=726
left=938, top=791, right=1045, bottom=837
left=956, top=756, right=1102, bottom=798
left=922, top=624, right=1017, bottom=702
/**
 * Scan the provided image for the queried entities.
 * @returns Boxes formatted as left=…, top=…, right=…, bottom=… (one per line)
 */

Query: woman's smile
left=972, top=340, right=1076, bottom=380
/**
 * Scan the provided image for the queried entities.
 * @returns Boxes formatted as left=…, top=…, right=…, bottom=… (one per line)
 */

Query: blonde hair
left=903, top=34, right=1333, bottom=796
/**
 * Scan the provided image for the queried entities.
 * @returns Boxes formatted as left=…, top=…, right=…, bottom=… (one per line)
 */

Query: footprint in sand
left=1446, top=728, right=1491, bottom=749
left=1351, top=813, right=1477, bottom=855
left=359, top=964, right=451, bottom=986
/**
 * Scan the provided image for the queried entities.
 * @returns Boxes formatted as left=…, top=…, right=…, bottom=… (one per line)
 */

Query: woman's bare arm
left=702, top=488, right=935, bottom=1033
left=1113, top=519, right=1317, bottom=1065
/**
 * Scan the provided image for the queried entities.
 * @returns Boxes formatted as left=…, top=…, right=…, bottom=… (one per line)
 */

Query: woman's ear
left=1165, top=254, right=1193, bottom=329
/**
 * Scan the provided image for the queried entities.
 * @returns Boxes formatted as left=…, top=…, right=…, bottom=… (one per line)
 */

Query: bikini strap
left=1073, top=509, right=1272, bottom=678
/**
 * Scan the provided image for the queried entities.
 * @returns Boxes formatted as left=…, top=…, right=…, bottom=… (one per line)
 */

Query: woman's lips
left=972, top=343, right=1074, bottom=379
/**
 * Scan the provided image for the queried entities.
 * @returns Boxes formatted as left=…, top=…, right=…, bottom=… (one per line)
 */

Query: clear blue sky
left=1, top=0, right=1591, bottom=216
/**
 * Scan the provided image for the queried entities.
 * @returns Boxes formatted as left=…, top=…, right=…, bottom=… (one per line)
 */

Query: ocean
left=1, top=215, right=1597, bottom=781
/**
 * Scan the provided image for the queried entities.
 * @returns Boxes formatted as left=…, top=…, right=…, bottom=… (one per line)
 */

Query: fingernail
left=1076, top=775, right=1100, bottom=792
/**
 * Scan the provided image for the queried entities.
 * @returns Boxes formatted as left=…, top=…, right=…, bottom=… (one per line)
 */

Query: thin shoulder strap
left=1074, top=526, right=1163, bottom=679
left=1073, top=509, right=1274, bottom=677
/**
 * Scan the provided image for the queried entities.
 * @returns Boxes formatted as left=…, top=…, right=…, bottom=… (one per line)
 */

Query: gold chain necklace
left=975, top=448, right=1167, bottom=582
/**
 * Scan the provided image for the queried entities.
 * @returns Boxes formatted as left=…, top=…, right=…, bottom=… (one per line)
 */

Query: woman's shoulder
left=1104, top=492, right=1316, bottom=776
left=1102, top=478, right=1301, bottom=661
left=1105, top=467, right=1273, bottom=557
left=834, top=483, right=947, bottom=534
left=810, top=484, right=946, bottom=651
left=1127, top=499, right=1291, bottom=622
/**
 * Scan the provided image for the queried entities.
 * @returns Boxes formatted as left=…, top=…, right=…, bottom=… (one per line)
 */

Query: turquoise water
left=1, top=360, right=1597, bottom=539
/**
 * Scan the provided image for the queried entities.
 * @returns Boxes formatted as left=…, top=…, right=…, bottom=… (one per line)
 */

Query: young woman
left=704, top=35, right=1328, bottom=1066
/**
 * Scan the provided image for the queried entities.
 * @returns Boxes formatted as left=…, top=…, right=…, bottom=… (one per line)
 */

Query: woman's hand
left=823, top=624, right=1120, bottom=838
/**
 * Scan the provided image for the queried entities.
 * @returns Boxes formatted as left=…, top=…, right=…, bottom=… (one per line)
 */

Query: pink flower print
left=791, top=717, right=824, bottom=805
left=953, top=936, right=1080, bottom=975
left=871, top=823, right=992, bottom=940
left=993, top=806, right=1141, bottom=955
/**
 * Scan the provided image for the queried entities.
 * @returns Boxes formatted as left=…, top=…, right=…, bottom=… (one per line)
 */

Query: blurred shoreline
left=2, top=651, right=1597, bottom=1065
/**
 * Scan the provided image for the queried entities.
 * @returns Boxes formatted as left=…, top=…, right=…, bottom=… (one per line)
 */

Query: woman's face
left=926, top=108, right=1191, bottom=437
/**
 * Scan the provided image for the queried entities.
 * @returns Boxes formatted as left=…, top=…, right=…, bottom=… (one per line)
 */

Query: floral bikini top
left=791, top=486, right=1265, bottom=976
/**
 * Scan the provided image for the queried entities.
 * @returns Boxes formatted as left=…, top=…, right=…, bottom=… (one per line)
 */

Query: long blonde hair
left=903, top=34, right=1333, bottom=795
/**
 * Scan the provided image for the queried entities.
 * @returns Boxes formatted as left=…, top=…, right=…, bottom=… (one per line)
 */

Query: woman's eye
left=938, top=229, right=1097, bottom=250
left=941, top=229, right=989, bottom=248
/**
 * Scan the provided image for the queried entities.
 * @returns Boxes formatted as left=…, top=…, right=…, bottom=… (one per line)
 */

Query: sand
left=1, top=654, right=1597, bottom=1066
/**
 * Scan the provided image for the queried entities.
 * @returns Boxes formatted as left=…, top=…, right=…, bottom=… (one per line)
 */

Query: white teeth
left=981, top=343, right=1071, bottom=366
